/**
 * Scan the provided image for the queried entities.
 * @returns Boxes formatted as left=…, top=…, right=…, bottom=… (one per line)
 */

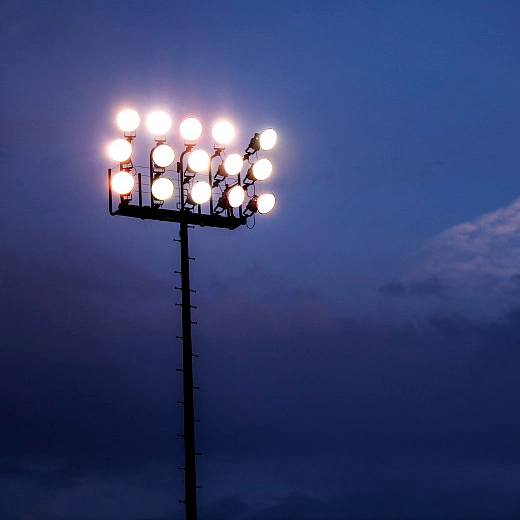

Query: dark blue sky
left=2, top=1, right=520, bottom=519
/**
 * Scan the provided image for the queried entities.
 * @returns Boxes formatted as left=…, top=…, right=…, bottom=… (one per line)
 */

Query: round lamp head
left=190, top=181, right=212, bottom=204
left=151, top=177, right=174, bottom=200
left=257, top=193, right=276, bottom=214
left=224, top=153, right=243, bottom=176
left=111, top=170, right=134, bottom=195
left=212, top=120, right=234, bottom=145
left=188, top=149, right=210, bottom=173
left=108, top=139, right=132, bottom=163
left=147, top=111, right=172, bottom=136
left=252, top=158, right=272, bottom=181
left=152, top=144, right=175, bottom=168
left=259, top=128, right=277, bottom=150
left=228, top=185, right=245, bottom=208
left=117, top=109, right=140, bottom=132
left=180, top=118, right=203, bottom=141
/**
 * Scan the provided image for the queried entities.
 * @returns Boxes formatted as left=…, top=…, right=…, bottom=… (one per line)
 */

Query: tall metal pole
left=179, top=218, right=198, bottom=520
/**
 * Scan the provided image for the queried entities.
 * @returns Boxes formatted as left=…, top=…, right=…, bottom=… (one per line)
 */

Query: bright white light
left=252, top=158, right=272, bottom=181
left=257, top=193, right=276, bottom=214
left=152, top=177, right=174, bottom=200
left=212, top=121, right=234, bottom=145
left=188, top=149, right=210, bottom=172
left=108, top=139, right=132, bottom=162
left=180, top=118, right=202, bottom=141
left=152, top=144, right=175, bottom=167
left=117, top=109, right=140, bottom=132
left=224, top=153, right=243, bottom=175
left=111, top=170, right=134, bottom=195
left=190, top=181, right=212, bottom=204
left=147, top=111, right=172, bottom=136
left=259, top=128, right=277, bottom=150
left=228, top=185, right=245, bottom=208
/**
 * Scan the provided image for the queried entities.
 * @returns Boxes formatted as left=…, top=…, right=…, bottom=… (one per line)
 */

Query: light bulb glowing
left=252, top=158, right=272, bottom=181
left=224, top=153, right=243, bottom=175
left=111, top=170, right=134, bottom=195
left=147, top=111, right=172, bottom=136
left=117, top=109, right=140, bottom=132
left=259, top=128, right=277, bottom=150
left=212, top=121, right=234, bottom=145
left=108, top=139, right=132, bottom=162
left=257, top=193, right=276, bottom=214
left=228, top=185, right=245, bottom=208
left=180, top=118, right=202, bottom=141
left=190, top=181, right=212, bottom=204
left=152, top=177, right=174, bottom=200
left=188, top=150, right=210, bottom=172
left=152, top=144, right=175, bottom=167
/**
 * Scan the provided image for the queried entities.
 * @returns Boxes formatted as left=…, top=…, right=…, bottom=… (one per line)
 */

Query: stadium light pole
left=106, top=108, right=277, bottom=520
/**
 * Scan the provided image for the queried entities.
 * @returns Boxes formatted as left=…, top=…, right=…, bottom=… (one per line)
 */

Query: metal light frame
left=107, top=109, right=276, bottom=520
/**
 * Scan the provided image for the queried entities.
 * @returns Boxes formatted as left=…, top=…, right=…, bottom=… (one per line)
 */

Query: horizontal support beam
left=112, top=203, right=247, bottom=230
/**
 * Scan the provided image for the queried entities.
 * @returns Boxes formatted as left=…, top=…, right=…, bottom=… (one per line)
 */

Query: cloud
left=378, top=277, right=453, bottom=297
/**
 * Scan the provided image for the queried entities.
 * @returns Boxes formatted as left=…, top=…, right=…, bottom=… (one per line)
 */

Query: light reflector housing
left=259, top=128, right=277, bottom=150
left=188, top=150, right=210, bottom=173
left=212, top=121, right=234, bottom=145
left=252, top=158, right=272, bottom=181
left=152, top=144, right=175, bottom=168
left=111, top=170, right=134, bottom=195
left=228, top=185, right=245, bottom=208
left=117, top=109, right=140, bottom=132
left=108, top=139, right=132, bottom=162
left=190, top=181, right=212, bottom=204
left=180, top=118, right=203, bottom=141
left=224, top=153, right=243, bottom=176
left=147, top=111, right=172, bottom=136
left=257, top=193, right=276, bottom=214
left=152, top=177, right=174, bottom=200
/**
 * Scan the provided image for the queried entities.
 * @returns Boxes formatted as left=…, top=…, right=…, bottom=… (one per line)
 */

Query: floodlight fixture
left=212, top=121, right=234, bottom=146
left=189, top=181, right=212, bottom=205
left=188, top=149, right=210, bottom=173
left=224, top=153, right=243, bottom=175
left=111, top=170, right=135, bottom=195
left=246, top=193, right=276, bottom=215
left=246, top=158, right=272, bottom=183
left=259, top=128, right=277, bottom=150
left=180, top=118, right=203, bottom=141
left=109, top=138, right=132, bottom=163
left=151, top=177, right=174, bottom=200
left=147, top=111, right=172, bottom=137
left=152, top=144, right=176, bottom=168
left=117, top=109, right=141, bottom=133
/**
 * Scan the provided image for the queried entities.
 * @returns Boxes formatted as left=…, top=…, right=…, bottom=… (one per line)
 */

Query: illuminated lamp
left=108, top=139, right=132, bottom=162
left=151, top=177, right=174, bottom=200
left=111, top=170, right=134, bottom=195
left=117, top=109, right=140, bottom=132
left=152, top=144, right=175, bottom=168
left=180, top=118, right=203, bottom=141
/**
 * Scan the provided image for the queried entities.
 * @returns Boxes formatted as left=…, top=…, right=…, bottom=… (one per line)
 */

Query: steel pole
left=179, top=219, right=198, bottom=520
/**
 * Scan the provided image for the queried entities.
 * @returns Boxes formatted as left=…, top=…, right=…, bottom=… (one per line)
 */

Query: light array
left=107, top=109, right=277, bottom=222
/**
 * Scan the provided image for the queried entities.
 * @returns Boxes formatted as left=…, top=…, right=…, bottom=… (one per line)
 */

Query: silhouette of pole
left=179, top=219, right=198, bottom=520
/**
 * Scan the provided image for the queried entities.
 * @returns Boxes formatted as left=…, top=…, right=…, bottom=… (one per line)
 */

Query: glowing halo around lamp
left=147, top=111, right=172, bottom=136
left=152, top=144, right=175, bottom=168
left=108, top=139, right=132, bottom=162
left=188, top=150, right=210, bottom=173
left=180, top=118, right=203, bottom=141
left=228, top=185, right=245, bottom=208
left=224, top=153, right=243, bottom=176
left=190, top=181, right=212, bottom=204
left=212, top=121, right=234, bottom=145
left=259, top=128, right=277, bottom=150
left=151, top=177, right=174, bottom=200
left=111, top=170, right=134, bottom=195
left=257, top=193, right=276, bottom=214
left=252, top=158, right=272, bottom=181
left=117, top=109, right=140, bottom=132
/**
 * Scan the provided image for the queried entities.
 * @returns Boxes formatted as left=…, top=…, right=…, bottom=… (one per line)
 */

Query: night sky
left=2, top=1, right=520, bottom=519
